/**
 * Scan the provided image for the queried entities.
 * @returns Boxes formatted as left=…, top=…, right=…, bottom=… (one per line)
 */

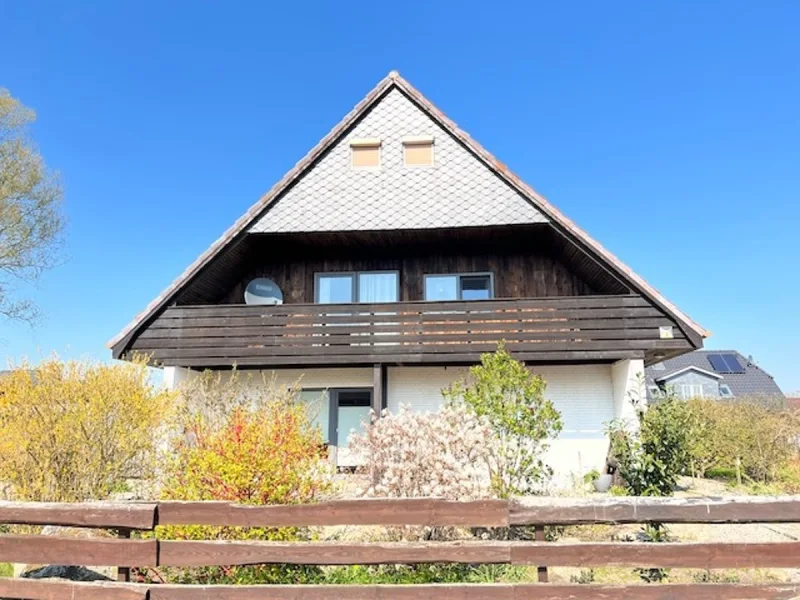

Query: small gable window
left=403, top=136, right=434, bottom=167
left=350, top=139, right=381, bottom=169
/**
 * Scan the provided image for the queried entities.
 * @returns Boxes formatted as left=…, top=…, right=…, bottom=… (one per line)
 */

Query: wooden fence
left=2, top=496, right=800, bottom=598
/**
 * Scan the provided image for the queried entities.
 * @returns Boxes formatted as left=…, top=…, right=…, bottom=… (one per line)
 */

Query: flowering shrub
left=0, top=357, right=176, bottom=502
left=349, top=404, right=496, bottom=501
left=155, top=373, right=332, bottom=584
left=162, top=404, right=331, bottom=505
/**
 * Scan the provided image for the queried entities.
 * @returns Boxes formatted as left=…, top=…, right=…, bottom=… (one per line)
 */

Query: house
left=645, top=350, right=784, bottom=402
left=108, top=71, right=707, bottom=477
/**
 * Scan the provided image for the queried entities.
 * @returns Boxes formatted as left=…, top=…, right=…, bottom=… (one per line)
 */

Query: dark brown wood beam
left=0, top=501, right=157, bottom=530
left=373, top=363, right=387, bottom=416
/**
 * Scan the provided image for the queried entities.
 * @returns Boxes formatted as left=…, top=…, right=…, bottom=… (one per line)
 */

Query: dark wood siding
left=174, top=225, right=631, bottom=306
left=219, top=252, right=594, bottom=305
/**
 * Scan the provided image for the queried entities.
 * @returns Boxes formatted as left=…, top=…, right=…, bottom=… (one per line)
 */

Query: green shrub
left=684, top=397, right=717, bottom=478
left=444, top=343, right=562, bottom=497
left=156, top=374, right=333, bottom=585
left=608, top=398, right=691, bottom=497
left=684, top=398, right=799, bottom=483
left=583, top=469, right=601, bottom=485
left=608, top=485, right=628, bottom=496
left=776, top=459, right=800, bottom=493
left=705, top=466, right=737, bottom=481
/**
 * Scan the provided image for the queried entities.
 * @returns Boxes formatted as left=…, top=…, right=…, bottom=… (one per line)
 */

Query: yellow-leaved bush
left=154, top=371, right=333, bottom=584
left=0, top=356, right=177, bottom=502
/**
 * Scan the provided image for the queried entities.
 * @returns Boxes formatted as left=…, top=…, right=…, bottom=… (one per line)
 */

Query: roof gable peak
left=108, top=72, right=708, bottom=352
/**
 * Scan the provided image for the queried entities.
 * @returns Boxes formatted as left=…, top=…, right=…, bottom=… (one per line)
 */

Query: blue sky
left=1, top=1, right=798, bottom=392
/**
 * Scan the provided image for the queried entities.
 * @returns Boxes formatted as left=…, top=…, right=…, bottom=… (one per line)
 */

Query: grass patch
left=322, top=564, right=531, bottom=584
left=0, top=563, right=13, bottom=577
left=704, top=467, right=737, bottom=481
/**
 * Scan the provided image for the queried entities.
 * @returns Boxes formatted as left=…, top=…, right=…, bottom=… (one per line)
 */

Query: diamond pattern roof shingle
left=249, top=88, right=547, bottom=233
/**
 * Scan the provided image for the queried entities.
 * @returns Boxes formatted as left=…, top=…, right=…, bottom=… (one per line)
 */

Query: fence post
left=535, top=524, right=548, bottom=583
left=117, top=528, right=131, bottom=582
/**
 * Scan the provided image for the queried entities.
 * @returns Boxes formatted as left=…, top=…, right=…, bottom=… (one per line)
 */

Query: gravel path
left=673, top=476, right=800, bottom=543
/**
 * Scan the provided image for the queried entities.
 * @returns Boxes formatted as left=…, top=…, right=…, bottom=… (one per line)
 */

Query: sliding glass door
left=334, top=390, right=372, bottom=447
left=296, top=388, right=373, bottom=460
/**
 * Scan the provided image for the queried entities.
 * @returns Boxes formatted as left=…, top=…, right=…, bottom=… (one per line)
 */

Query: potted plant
left=584, top=468, right=613, bottom=493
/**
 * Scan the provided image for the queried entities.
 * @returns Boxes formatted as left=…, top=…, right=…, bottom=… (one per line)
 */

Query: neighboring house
left=645, top=350, right=784, bottom=402
left=108, top=72, right=707, bottom=477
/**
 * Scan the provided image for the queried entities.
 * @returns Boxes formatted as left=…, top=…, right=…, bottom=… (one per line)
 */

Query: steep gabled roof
left=108, top=71, right=708, bottom=353
left=646, top=350, right=785, bottom=399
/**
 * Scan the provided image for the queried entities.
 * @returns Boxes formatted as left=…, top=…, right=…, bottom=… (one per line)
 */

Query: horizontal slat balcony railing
left=3, top=497, right=800, bottom=599
left=127, top=295, right=691, bottom=367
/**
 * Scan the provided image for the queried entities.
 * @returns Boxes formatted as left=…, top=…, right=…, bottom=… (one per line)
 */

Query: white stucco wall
left=163, top=366, right=198, bottom=390
left=386, top=366, right=469, bottom=413
left=387, top=364, right=615, bottom=483
left=611, top=358, right=646, bottom=428
left=163, top=367, right=373, bottom=392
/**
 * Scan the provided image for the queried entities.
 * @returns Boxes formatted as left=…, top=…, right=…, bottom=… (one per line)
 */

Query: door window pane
left=425, top=275, right=458, bottom=301
left=317, top=274, right=354, bottom=304
left=461, top=275, right=492, bottom=300
left=297, top=390, right=330, bottom=443
left=336, top=390, right=372, bottom=447
left=358, top=272, right=398, bottom=303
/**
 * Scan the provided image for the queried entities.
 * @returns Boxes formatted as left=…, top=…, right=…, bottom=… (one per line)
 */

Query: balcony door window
left=335, top=390, right=372, bottom=447
left=424, top=273, right=493, bottom=301
left=316, top=271, right=399, bottom=304
left=297, top=389, right=332, bottom=443
left=296, top=388, right=372, bottom=449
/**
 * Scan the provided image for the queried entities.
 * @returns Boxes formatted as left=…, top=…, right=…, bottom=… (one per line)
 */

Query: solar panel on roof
left=708, top=354, right=729, bottom=372
left=721, top=353, right=745, bottom=373
left=708, top=353, right=746, bottom=374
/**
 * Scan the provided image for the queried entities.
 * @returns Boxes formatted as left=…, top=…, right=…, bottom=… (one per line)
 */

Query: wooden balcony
left=125, top=295, right=694, bottom=368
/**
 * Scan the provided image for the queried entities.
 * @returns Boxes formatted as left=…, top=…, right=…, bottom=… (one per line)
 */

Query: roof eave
left=655, top=365, right=723, bottom=382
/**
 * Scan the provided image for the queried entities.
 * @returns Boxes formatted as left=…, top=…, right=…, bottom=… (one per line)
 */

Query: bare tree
left=0, top=88, right=64, bottom=321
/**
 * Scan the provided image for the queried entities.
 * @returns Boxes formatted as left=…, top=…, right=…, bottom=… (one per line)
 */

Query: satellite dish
left=244, top=278, right=283, bottom=305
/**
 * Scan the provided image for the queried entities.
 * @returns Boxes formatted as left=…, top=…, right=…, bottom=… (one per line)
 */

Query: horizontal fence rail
left=6, top=580, right=800, bottom=600
left=123, top=295, right=692, bottom=366
left=3, top=496, right=800, bottom=599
